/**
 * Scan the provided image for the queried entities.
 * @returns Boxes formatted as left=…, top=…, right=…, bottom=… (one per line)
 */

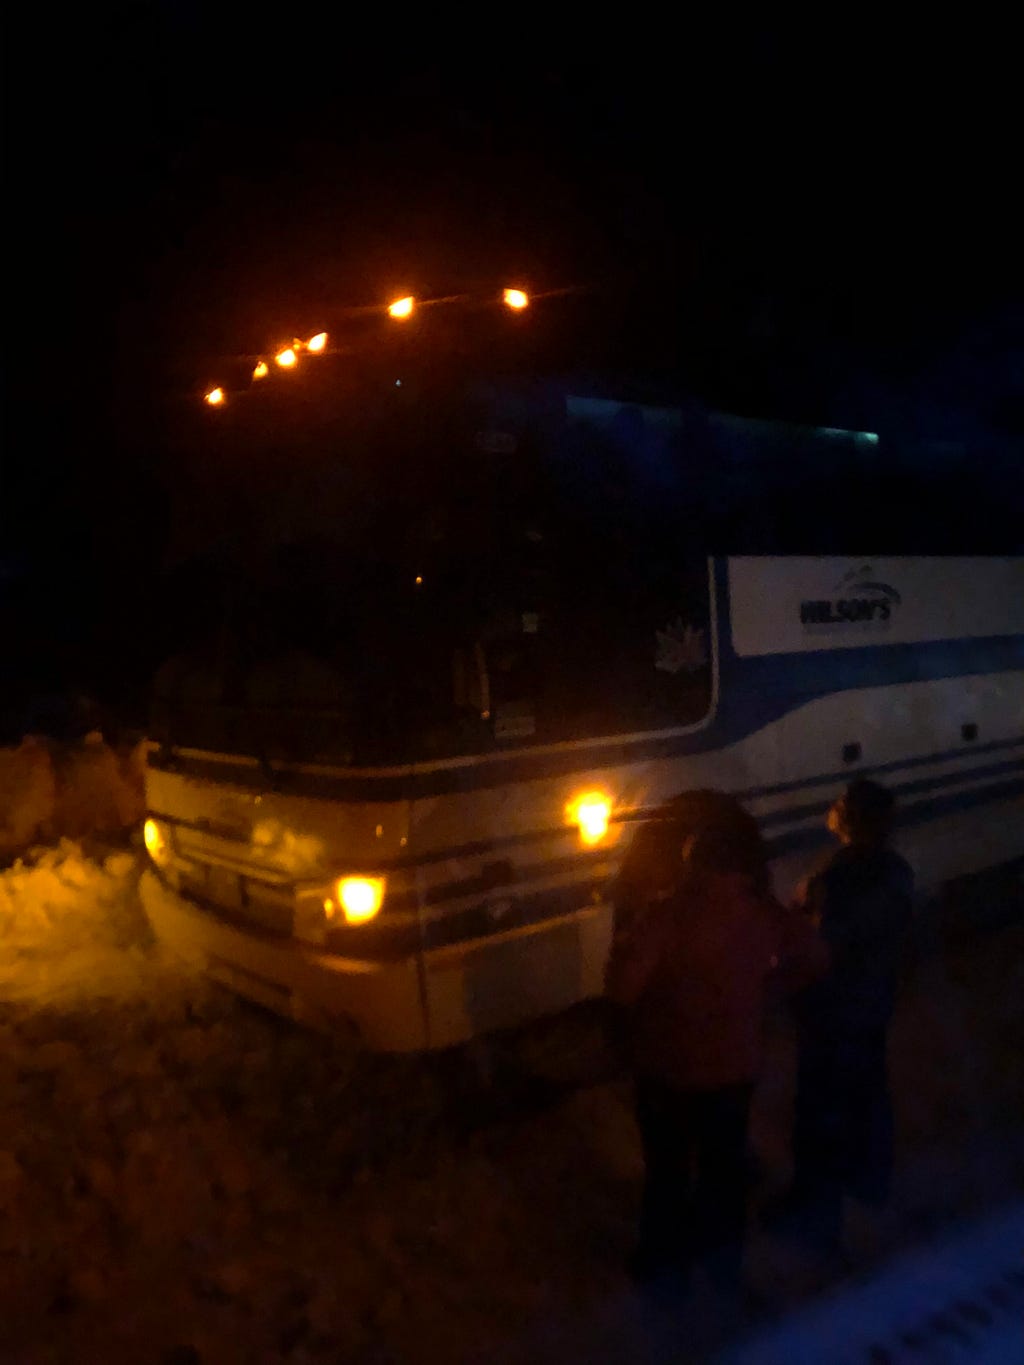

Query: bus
left=139, top=377, right=1024, bottom=1049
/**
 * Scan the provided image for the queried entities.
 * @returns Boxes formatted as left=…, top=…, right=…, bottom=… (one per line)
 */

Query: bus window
left=442, top=543, right=711, bottom=752
left=541, top=547, right=712, bottom=741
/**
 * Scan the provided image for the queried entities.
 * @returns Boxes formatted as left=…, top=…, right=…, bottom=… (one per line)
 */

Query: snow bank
left=0, top=840, right=170, bottom=1008
left=0, top=733, right=146, bottom=861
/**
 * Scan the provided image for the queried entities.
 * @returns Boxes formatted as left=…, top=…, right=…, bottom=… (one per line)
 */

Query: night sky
left=4, top=12, right=1022, bottom=725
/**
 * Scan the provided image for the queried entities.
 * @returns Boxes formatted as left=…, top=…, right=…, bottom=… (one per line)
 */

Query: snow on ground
left=1, top=845, right=1023, bottom=1364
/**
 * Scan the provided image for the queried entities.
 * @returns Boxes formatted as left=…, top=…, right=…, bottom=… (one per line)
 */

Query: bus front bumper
left=139, top=870, right=430, bottom=1051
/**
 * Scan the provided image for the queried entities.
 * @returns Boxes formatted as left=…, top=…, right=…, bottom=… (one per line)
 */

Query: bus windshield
left=153, top=379, right=714, bottom=765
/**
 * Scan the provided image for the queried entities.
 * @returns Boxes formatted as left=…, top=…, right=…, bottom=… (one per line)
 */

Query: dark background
left=4, top=11, right=1022, bottom=731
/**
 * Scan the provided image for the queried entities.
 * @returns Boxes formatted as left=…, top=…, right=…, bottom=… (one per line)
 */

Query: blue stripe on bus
left=422, top=881, right=600, bottom=951
left=755, top=754, right=1024, bottom=832
left=410, top=772, right=1024, bottom=952
left=415, top=768, right=1024, bottom=917
left=765, top=773, right=1024, bottom=861
left=739, top=735, right=1024, bottom=803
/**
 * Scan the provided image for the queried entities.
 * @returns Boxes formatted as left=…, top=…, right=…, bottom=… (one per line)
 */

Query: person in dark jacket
left=606, top=809, right=827, bottom=1289
left=783, top=778, right=914, bottom=1252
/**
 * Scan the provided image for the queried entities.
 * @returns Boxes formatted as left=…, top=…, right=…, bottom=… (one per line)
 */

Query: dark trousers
left=634, top=1078, right=753, bottom=1286
left=792, top=1027, right=894, bottom=1247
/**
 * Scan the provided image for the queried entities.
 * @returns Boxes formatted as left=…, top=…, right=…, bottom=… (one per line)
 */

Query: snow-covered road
left=2, top=844, right=1022, bottom=1363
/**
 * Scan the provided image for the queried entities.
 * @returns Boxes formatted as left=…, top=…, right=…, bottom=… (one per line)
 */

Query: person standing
left=784, top=778, right=914, bottom=1253
left=606, top=810, right=826, bottom=1292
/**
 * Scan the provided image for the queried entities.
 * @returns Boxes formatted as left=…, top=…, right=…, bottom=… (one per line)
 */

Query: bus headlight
left=568, top=792, right=612, bottom=847
left=335, top=876, right=386, bottom=924
left=143, top=818, right=172, bottom=865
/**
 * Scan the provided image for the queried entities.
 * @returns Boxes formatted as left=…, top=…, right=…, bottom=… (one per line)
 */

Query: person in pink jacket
left=607, top=812, right=827, bottom=1290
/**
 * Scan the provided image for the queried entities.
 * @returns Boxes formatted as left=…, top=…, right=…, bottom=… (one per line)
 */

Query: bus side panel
left=768, top=669, right=1024, bottom=790
left=760, top=669, right=1024, bottom=898
left=412, top=667, right=1023, bottom=1046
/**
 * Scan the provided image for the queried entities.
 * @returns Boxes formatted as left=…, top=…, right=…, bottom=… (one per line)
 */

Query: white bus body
left=140, top=555, right=1024, bottom=1050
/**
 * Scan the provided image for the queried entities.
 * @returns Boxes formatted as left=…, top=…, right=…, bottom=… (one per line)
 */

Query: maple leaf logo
left=655, top=618, right=708, bottom=674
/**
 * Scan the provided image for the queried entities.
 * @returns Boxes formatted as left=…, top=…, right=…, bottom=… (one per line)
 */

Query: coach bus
left=139, top=380, right=1024, bottom=1048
